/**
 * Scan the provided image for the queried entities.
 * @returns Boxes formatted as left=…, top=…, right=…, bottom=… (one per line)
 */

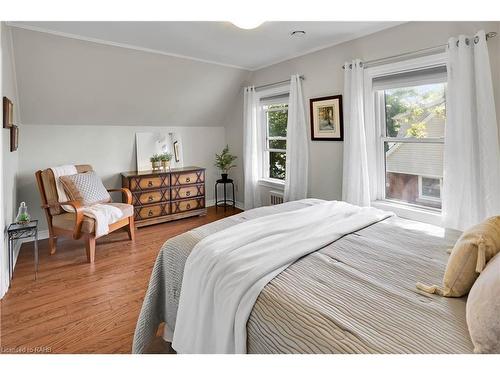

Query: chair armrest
left=107, top=188, right=133, bottom=205
left=42, top=200, right=85, bottom=240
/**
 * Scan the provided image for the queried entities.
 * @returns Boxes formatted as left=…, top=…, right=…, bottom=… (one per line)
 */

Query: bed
left=132, top=199, right=474, bottom=354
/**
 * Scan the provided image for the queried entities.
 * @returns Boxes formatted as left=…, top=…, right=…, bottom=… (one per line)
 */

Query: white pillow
left=60, top=171, right=111, bottom=206
left=466, top=252, right=500, bottom=353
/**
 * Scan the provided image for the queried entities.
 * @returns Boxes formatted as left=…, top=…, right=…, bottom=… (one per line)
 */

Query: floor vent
left=269, top=191, right=284, bottom=205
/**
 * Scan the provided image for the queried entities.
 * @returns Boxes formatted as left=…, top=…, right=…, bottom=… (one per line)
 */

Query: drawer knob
left=147, top=181, right=153, bottom=187
left=148, top=210, right=154, bottom=217
left=186, top=203, right=191, bottom=210
left=186, top=191, right=191, bottom=197
left=186, top=177, right=191, bottom=183
left=148, top=195, right=154, bottom=202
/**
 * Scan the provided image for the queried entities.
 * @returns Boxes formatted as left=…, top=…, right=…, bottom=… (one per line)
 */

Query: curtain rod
left=341, top=31, right=498, bottom=69
left=254, top=75, right=305, bottom=91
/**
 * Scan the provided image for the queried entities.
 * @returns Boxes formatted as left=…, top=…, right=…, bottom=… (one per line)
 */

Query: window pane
left=268, top=105, right=288, bottom=137
left=384, top=83, right=446, bottom=139
left=269, top=139, right=286, bottom=150
left=385, top=141, right=443, bottom=209
left=269, top=151, right=286, bottom=180
left=421, top=177, right=441, bottom=198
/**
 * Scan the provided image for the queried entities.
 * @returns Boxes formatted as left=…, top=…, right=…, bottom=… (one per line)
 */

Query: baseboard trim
left=20, top=203, right=244, bottom=245
left=206, top=199, right=244, bottom=210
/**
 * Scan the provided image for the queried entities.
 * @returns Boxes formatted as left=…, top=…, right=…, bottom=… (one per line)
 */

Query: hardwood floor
left=0, top=206, right=241, bottom=354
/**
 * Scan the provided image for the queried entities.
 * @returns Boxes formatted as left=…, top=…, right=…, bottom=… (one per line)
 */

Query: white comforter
left=172, top=200, right=393, bottom=353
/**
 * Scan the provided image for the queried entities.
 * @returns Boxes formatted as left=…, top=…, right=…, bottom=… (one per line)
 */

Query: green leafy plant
left=215, top=145, right=237, bottom=174
left=18, top=213, right=30, bottom=223
left=150, top=153, right=161, bottom=162
left=160, top=152, right=173, bottom=162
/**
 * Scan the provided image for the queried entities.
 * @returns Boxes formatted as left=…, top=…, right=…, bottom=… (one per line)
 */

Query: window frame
left=255, top=85, right=290, bottom=188
left=262, top=100, right=288, bottom=181
left=363, top=53, right=448, bottom=225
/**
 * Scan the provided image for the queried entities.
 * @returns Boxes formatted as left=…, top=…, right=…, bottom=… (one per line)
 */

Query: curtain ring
left=359, top=61, right=363, bottom=68
left=465, top=38, right=470, bottom=45
left=474, top=35, right=479, bottom=44
left=456, top=40, right=459, bottom=47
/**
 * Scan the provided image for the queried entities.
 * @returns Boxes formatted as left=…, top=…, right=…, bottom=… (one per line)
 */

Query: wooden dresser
left=121, top=166, right=206, bottom=228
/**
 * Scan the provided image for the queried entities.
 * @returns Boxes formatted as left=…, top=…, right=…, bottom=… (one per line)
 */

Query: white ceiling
left=8, top=21, right=401, bottom=70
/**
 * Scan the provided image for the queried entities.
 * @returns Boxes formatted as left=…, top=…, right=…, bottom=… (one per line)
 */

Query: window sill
left=258, top=178, right=285, bottom=190
left=371, top=200, right=442, bottom=226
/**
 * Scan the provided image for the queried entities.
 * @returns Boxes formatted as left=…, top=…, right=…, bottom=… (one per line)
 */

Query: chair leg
left=126, top=216, right=136, bottom=241
left=85, top=235, right=96, bottom=263
left=49, top=236, right=57, bottom=255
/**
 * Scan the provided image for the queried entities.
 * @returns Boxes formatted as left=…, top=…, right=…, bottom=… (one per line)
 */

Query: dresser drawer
left=172, top=170, right=204, bottom=186
left=171, top=198, right=205, bottom=214
left=133, top=190, right=169, bottom=205
left=171, top=185, right=204, bottom=200
left=135, top=203, right=170, bottom=221
left=129, top=175, right=169, bottom=191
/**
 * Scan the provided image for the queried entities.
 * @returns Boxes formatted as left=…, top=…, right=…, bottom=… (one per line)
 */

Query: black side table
left=215, top=178, right=235, bottom=211
left=8, top=220, right=39, bottom=283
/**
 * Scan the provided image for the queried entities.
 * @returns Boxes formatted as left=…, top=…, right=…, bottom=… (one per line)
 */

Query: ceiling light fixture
left=230, top=20, right=264, bottom=30
left=290, top=30, right=306, bottom=38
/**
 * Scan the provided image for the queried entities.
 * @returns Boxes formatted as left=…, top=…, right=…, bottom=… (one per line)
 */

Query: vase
left=16, top=201, right=31, bottom=225
left=221, top=173, right=228, bottom=181
left=161, top=160, right=171, bottom=170
left=152, top=161, right=161, bottom=171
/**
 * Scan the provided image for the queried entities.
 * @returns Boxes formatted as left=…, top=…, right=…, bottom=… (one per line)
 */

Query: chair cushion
left=60, top=171, right=111, bottom=206
left=41, top=165, right=93, bottom=215
left=51, top=203, right=133, bottom=234
left=466, top=252, right=500, bottom=353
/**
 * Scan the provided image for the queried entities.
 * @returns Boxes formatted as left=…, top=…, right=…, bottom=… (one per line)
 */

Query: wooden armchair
left=35, top=165, right=135, bottom=263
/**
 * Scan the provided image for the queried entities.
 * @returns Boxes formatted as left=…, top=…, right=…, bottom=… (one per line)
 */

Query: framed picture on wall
left=3, top=96, right=14, bottom=129
left=309, top=95, right=343, bottom=141
left=10, top=125, right=19, bottom=152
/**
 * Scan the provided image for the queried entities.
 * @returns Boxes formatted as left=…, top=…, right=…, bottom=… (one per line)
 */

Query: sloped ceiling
left=12, top=27, right=250, bottom=126
left=9, top=21, right=401, bottom=70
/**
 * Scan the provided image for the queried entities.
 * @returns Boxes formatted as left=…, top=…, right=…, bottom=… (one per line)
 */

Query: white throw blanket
left=50, top=165, right=123, bottom=237
left=172, top=200, right=393, bottom=353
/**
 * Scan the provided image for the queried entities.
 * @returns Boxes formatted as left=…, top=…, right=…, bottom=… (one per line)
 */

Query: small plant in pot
left=160, top=152, right=173, bottom=170
left=215, top=145, right=237, bottom=181
left=150, top=154, right=162, bottom=171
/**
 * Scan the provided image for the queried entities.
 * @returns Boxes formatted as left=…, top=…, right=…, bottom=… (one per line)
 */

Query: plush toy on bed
left=416, top=216, right=500, bottom=297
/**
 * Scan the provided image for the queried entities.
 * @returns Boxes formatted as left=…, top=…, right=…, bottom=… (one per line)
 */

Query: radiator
left=269, top=191, right=284, bottom=206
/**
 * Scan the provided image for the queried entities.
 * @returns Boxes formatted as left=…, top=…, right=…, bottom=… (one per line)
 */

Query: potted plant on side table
left=215, top=145, right=237, bottom=181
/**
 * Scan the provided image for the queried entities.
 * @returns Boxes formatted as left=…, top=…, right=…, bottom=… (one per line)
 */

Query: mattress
left=132, top=200, right=474, bottom=354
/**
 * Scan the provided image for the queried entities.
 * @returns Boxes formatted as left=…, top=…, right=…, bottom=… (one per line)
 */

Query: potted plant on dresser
left=215, top=145, right=237, bottom=181
left=150, top=154, right=161, bottom=171
left=160, top=152, right=173, bottom=170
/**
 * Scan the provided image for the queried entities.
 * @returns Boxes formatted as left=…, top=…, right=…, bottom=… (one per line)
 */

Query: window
left=373, top=64, right=447, bottom=211
left=418, top=176, right=442, bottom=201
left=261, top=98, right=288, bottom=181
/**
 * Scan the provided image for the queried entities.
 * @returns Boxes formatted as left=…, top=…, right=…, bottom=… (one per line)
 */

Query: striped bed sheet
left=132, top=200, right=473, bottom=354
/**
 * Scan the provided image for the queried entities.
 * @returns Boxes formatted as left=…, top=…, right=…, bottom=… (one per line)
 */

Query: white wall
left=17, top=125, right=228, bottom=232
left=1, top=22, right=21, bottom=297
left=242, top=21, right=500, bottom=204
left=11, top=27, right=250, bottom=127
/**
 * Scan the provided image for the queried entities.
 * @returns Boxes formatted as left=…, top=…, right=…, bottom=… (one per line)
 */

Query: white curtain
left=342, top=59, right=371, bottom=207
left=284, top=74, right=309, bottom=202
left=243, top=86, right=262, bottom=210
left=443, top=31, right=500, bottom=231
